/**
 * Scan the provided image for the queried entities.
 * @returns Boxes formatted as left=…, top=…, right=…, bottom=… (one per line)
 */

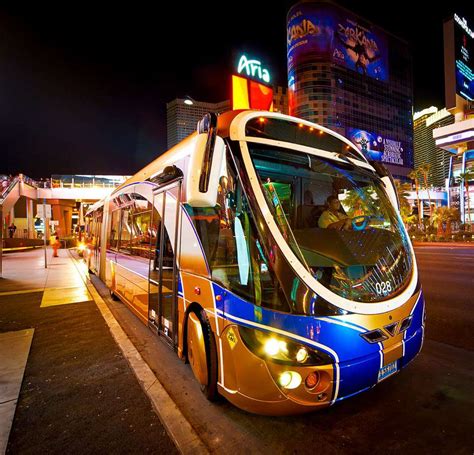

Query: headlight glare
left=296, top=347, right=309, bottom=363
left=239, top=326, right=333, bottom=366
left=279, top=371, right=302, bottom=389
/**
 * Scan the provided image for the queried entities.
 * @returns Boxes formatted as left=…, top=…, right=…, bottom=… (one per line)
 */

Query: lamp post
left=183, top=96, right=195, bottom=106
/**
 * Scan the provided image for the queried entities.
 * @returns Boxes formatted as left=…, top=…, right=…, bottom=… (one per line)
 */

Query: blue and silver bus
left=85, top=110, right=424, bottom=415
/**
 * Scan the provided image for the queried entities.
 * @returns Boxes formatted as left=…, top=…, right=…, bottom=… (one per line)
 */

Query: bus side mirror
left=369, top=160, right=399, bottom=211
left=186, top=133, right=225, bottom=207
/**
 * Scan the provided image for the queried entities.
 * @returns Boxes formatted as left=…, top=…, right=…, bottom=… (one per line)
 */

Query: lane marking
left=40, top=286, right=92, bottom=307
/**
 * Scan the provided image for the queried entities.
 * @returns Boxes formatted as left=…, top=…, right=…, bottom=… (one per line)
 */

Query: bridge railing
left=1, top=174, right=39, bottom=200
left=49, top=175, right=127, bottom=189
left=0, top=176, right=18, bottom=199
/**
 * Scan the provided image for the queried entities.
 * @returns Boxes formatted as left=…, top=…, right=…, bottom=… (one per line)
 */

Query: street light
left=183, top=95, right=194, bottom=106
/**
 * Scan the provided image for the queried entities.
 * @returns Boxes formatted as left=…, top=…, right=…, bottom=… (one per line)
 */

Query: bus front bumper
left=217, top=323, right=424, bottom=416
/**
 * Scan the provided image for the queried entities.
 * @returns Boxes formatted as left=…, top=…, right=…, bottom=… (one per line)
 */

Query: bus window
left=248, top=143, right=413, bottom=304
left=129, top=211, right=150, bottom=257
left=119, top=208, right=132, bottom=254
left=109, top=209, right=120, bottom=250
left=186, top=151, right=290, bottom=312
left=220, top=158, right=290, bottom=312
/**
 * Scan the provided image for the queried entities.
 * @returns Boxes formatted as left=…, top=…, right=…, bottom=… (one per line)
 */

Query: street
left=98, top=245, right=474, bottom=454
left=414, top=245, right=474, bottom=351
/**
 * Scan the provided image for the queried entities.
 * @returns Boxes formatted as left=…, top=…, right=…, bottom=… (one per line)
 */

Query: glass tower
left=287, top=1, right=414, bottom=179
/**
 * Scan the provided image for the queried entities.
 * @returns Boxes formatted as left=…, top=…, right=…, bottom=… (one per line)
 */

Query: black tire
left=110, top=290, right=120, bottom=301
left=190, top=309, right=219, bottom=401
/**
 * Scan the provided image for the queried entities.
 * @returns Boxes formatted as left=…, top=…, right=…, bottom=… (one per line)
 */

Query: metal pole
left=43, top=199, right=47, bottom=268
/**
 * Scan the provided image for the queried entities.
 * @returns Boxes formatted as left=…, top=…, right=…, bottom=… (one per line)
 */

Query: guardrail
left=1, top=174, right=128, bottom=196
left=1, top=176, right=19, bottom=199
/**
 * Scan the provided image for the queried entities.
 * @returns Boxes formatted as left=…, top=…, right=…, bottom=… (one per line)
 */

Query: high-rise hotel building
left=166, top=98, right=230, bottom=149
left=413, top=107, right=454, bottom=187
left=287, top=1, right=414, bottom=179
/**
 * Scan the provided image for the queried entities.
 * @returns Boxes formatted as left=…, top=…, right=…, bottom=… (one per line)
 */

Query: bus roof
left=107, top=109, right=366, bottom=199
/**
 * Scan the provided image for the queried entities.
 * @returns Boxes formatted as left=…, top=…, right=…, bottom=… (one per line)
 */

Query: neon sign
left=454, top=14, right=473, bottom=39
left=237, top=54, right=271, bottom=84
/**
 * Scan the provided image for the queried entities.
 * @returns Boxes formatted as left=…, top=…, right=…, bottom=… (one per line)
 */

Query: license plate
left=378, top=360, right=398, bottom=382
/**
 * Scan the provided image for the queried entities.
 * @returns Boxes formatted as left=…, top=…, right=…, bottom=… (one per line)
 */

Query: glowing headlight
left=239, top=326, right=333, bottom=366
left=264, top=339, right=288, bottom=356
left=77, top=243, right=86, bottom=251
left=296, top=347, right=309, bottom=363
left=279, top=371, right=302, bottom=389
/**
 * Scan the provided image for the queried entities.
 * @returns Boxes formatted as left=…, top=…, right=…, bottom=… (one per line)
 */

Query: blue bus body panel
left=212, top=282, right=424, bottom=402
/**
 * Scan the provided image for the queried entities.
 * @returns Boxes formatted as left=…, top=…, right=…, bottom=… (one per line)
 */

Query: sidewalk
left=0, top=248, right=178, bottom=454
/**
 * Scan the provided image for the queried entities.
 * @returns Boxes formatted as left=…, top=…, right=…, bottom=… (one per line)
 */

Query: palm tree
left=418, top=163, right=433, bottom=219
left=341, top=187, right=375, bottom=217
left=445, top=207, right=461, bottom=239
left=408, top=168, right=422, bottom=228
left=395, top=180, right=414, bottom=227
left=431, top=206, right=459, bottom=239
left=432, top=206, right=447, bottom=238
left=457, top=168, right=474, bottom=230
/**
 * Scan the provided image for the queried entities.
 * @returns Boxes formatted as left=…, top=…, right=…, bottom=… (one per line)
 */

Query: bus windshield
left=247, top=143, right=413, bottom=303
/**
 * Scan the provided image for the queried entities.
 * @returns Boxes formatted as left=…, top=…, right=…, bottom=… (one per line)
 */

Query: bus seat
left=298, top=204, right=325, bottom=228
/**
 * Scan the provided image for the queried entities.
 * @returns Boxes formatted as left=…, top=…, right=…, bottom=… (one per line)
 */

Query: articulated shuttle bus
left=85, top=110, right=424, bottom=415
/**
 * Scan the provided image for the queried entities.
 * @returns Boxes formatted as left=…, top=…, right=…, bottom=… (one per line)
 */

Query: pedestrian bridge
left=1, top=174, right=128, bottom=240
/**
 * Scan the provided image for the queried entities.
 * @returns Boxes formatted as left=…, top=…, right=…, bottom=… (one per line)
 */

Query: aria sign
left=236, top=54, right=271, bottom=84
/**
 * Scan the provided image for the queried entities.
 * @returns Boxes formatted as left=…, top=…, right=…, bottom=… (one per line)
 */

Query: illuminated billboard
left=454, top=14, right=474, bottom=101
left=232, top=75, right=274, bottom=110
left=347, top=128, right=407, bottom=166
left=287, top=3, right=389, bottom=81
left=232, top=53, right=273, bottom=111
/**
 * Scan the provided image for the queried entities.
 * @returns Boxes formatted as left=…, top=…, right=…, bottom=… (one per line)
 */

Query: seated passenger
left=318, top=195, right=352, bottom=230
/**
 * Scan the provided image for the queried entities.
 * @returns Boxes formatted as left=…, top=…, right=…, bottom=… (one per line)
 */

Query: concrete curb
left=68, top=251, right=209, bottom=455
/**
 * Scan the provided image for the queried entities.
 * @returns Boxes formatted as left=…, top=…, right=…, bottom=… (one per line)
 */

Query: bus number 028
left=375, top=281, right=392, bottom=295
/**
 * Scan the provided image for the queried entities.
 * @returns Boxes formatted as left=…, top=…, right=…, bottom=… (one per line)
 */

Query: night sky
left=1, top=2, right=471, bottom=177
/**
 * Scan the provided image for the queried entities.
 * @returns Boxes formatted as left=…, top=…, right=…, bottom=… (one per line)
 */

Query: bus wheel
left=187, top=310, right=218, bottom=401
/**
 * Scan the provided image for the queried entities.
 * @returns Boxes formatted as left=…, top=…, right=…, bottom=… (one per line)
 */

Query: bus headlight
left=239, top=326, right=333, bottom=366
left=279, top=371, right=302, bottom=389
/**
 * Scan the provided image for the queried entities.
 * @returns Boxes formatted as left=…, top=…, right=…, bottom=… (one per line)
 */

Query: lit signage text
left=435, top=130, right=474, bottom=146
left=237, top=55, right=271, bottom=84
left=454, top=14, right=474, bottom=39
left=287, top=19, right=318, bottom=45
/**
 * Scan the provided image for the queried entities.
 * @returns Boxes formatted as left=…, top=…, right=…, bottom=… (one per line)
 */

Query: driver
left=318, top=195, right=352, bottom=230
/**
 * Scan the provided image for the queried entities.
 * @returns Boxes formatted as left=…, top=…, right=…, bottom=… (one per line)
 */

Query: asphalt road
left=96, top=245, right=474, bottom=455
left=414, top=245, right=474, bottom=351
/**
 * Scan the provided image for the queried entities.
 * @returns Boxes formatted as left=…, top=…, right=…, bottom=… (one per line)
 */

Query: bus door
left=149, top=181, right=182, bottom=347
